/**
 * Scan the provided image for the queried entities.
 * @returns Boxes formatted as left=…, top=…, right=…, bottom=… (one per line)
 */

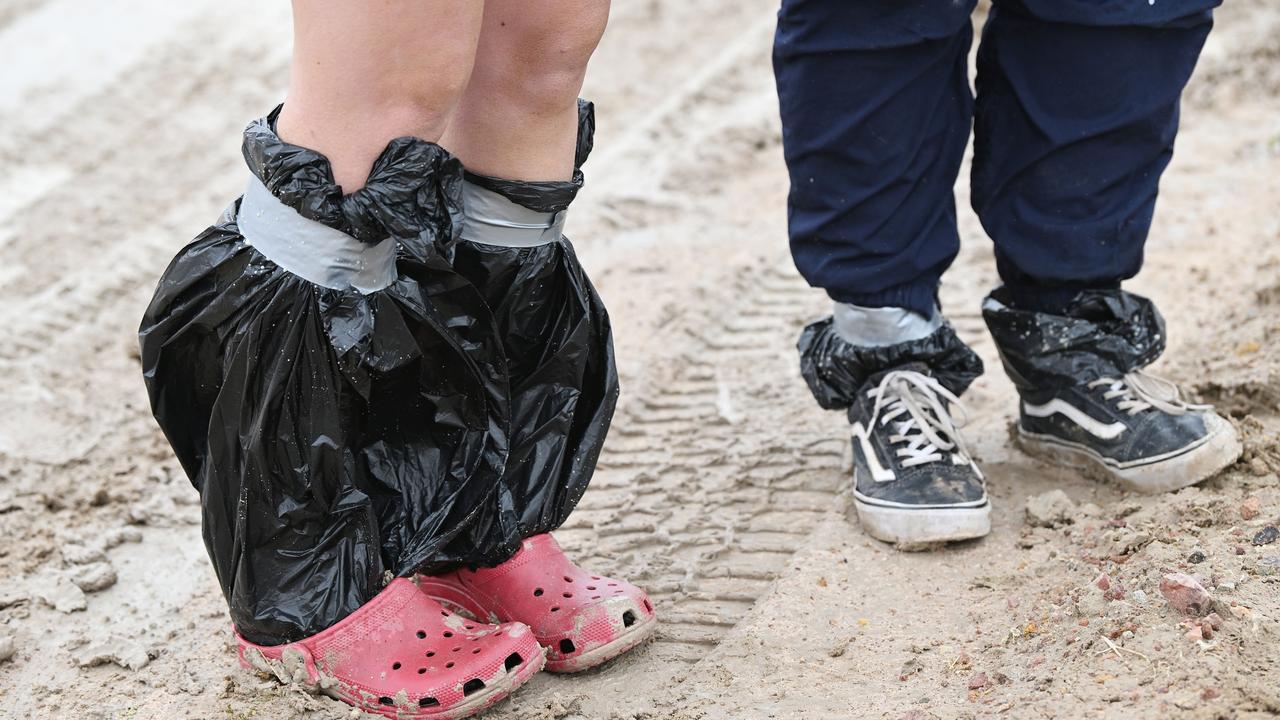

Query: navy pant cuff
left=827, top=281, right=938, bottom=319
left=1001, top=281, right=1121, bottom=315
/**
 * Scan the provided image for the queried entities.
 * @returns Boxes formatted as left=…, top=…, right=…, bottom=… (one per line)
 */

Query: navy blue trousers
left=773, top=0, right=1218, bottom=317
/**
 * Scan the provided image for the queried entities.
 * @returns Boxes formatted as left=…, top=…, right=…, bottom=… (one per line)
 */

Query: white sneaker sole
left=852, top=495, right=992, bottom=547
left=1017, top=412, right=1242, bottom=494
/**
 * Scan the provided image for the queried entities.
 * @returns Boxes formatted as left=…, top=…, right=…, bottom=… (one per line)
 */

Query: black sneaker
left=1016, top=369, right=1241, bottom=493
left=849, top=366, right=991, bottom=545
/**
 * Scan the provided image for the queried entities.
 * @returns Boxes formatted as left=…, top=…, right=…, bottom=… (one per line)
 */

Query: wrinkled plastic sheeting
left=138, top=103, right=616, bottom=646
left=797, top=319, right=984, bottom=410
left=982, top=287, right=1165, bottom=392
left=442, top=98, right=617, bottom=567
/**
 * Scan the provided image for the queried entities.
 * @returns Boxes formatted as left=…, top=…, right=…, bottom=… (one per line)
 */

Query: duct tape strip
left=237, top=176, right=397, bottom=294
left=833, top=301, right=943, bottom=348
left=459, top=179, right=567, bottom=248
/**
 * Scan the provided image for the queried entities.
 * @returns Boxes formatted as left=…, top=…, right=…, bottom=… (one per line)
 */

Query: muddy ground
left=0, top=1, right=1278, bottom=718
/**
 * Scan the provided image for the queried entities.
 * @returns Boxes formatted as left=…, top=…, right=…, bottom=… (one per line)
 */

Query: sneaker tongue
left=864, top=362, right=932, bottom=390
left=870, top=358, right=931, bottom=381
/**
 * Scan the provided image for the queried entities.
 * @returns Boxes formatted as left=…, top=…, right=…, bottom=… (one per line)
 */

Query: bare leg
left=442, top=0, right=610, bottom=181
left=277, top=0, right=485, bottom=191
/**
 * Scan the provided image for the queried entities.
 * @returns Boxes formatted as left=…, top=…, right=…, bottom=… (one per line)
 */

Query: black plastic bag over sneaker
left=983, top=289, right=1241, bottom=493
left=797, top=320, right=990, bottom=546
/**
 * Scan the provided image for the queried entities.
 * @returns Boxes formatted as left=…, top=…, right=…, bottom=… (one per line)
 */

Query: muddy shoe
left=419, top=534, right=657, bottom=673
left=849, top=366, right=991, bottom=545
left=1016, top=369, right=1241, bottom=493
left=981, top=289, right=1242, bottom=493
left=236, top=578, right=544, bottom=719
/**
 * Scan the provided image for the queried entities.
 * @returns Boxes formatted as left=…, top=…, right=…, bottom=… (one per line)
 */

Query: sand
left=0, top=0, right=1277, bottom=718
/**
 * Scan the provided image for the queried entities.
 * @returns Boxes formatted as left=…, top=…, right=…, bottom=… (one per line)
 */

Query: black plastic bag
left=139, top=104, right=615, bottom=645
left=982, top=287, right=1166, bottom=393
left=438, top=99, right=618, bottom=567
left=797, top=319, right=984, bottom=410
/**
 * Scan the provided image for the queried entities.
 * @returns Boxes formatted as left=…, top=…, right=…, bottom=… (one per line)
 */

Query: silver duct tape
left=833, top=301, right=943, bottom=348
left=459, top=180, right=566, bottom=248
left=236, top=176, right=397, bottom=294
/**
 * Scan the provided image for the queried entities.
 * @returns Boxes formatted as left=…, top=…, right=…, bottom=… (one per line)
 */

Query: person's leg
left=774, top=0, right=977, bottom=320
left=440, top=0, right=609, bottom=181
left=276, top=0, right=485, bottom=190
left=972, top=0, right=1218, bottom=311
left=142, top=4, right=555, bottom=716
left=975, top=0, right=1240, bottom=492
left=419, top=0, right=655, bottom=673
left=773, top=0, right=989, bottom=547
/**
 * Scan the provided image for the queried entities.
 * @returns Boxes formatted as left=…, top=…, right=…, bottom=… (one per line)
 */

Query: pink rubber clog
left=237, top=578, right=544, bottom=718
left=419, top=534, right=657, bottom=672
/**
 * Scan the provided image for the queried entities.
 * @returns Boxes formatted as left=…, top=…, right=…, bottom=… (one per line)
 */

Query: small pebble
left=1160, top=573, right=1214, bottom=617
left=69, top=562, right=118, bottom=593
left=1131, top=589, right=1148, bottom=603
left=1025, top=490, right=1076, bottom=528
left=1188, top=550, right=1206, bottom=564
left=1240, top=497, right=1261, bottom=520
left=1252, top=526, right=1278, bottom=546
left=1256, top=556, right=1280, bottom=576
left=968, top=672, right=990, bottom=690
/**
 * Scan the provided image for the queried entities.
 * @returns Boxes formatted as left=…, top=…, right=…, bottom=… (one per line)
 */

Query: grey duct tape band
left=833, top=301, right=943, bottom=348
left=237, top=176, right=397, bottom=294
left=460, top=179, right=567, bottom=248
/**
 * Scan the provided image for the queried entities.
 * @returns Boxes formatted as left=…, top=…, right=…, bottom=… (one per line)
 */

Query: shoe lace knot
left=865, top=370, right=971, bottom=469
left=1087, top=368, right=1211, bottom=416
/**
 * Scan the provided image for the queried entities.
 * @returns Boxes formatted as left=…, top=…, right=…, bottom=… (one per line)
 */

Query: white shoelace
left=865, top=370, right=972, bottom=469
left=1087, top=368, right=1211, bottom=416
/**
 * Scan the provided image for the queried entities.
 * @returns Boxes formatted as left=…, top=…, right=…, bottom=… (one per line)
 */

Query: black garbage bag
left=139, top=104, right=613, bottom=646
left=798, top=319, right=984, bottom=411
left=447, top=100, right=619, bottom=565
left=982, top=287, right=1166, bottom=393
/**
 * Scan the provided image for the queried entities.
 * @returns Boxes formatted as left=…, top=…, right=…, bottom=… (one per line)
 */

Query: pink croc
left=419, top=534, right=657, bottom=673
left=236, top=577, right=544, bottom=718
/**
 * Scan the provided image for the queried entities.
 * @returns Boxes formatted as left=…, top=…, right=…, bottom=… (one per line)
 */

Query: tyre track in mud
left=0, top=17, right=291, bottom=362
left=558, top=264, right=848, bottom=663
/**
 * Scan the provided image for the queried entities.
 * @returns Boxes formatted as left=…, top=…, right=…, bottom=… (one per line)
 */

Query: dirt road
left=1, top=1, right=1278, bottom=718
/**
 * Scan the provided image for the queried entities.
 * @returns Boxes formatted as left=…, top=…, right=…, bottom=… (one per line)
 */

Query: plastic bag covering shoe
left=981, top=287, right=1166, bottom=392
left=798, top=319, right=984, bottom=410
left=139, top=104, right=610, bottom=646
left=444, top=99, right=619, bottom=566
left=237, top=578, right=544, bottom=719
left=419, top=534, right=657, bottom=673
